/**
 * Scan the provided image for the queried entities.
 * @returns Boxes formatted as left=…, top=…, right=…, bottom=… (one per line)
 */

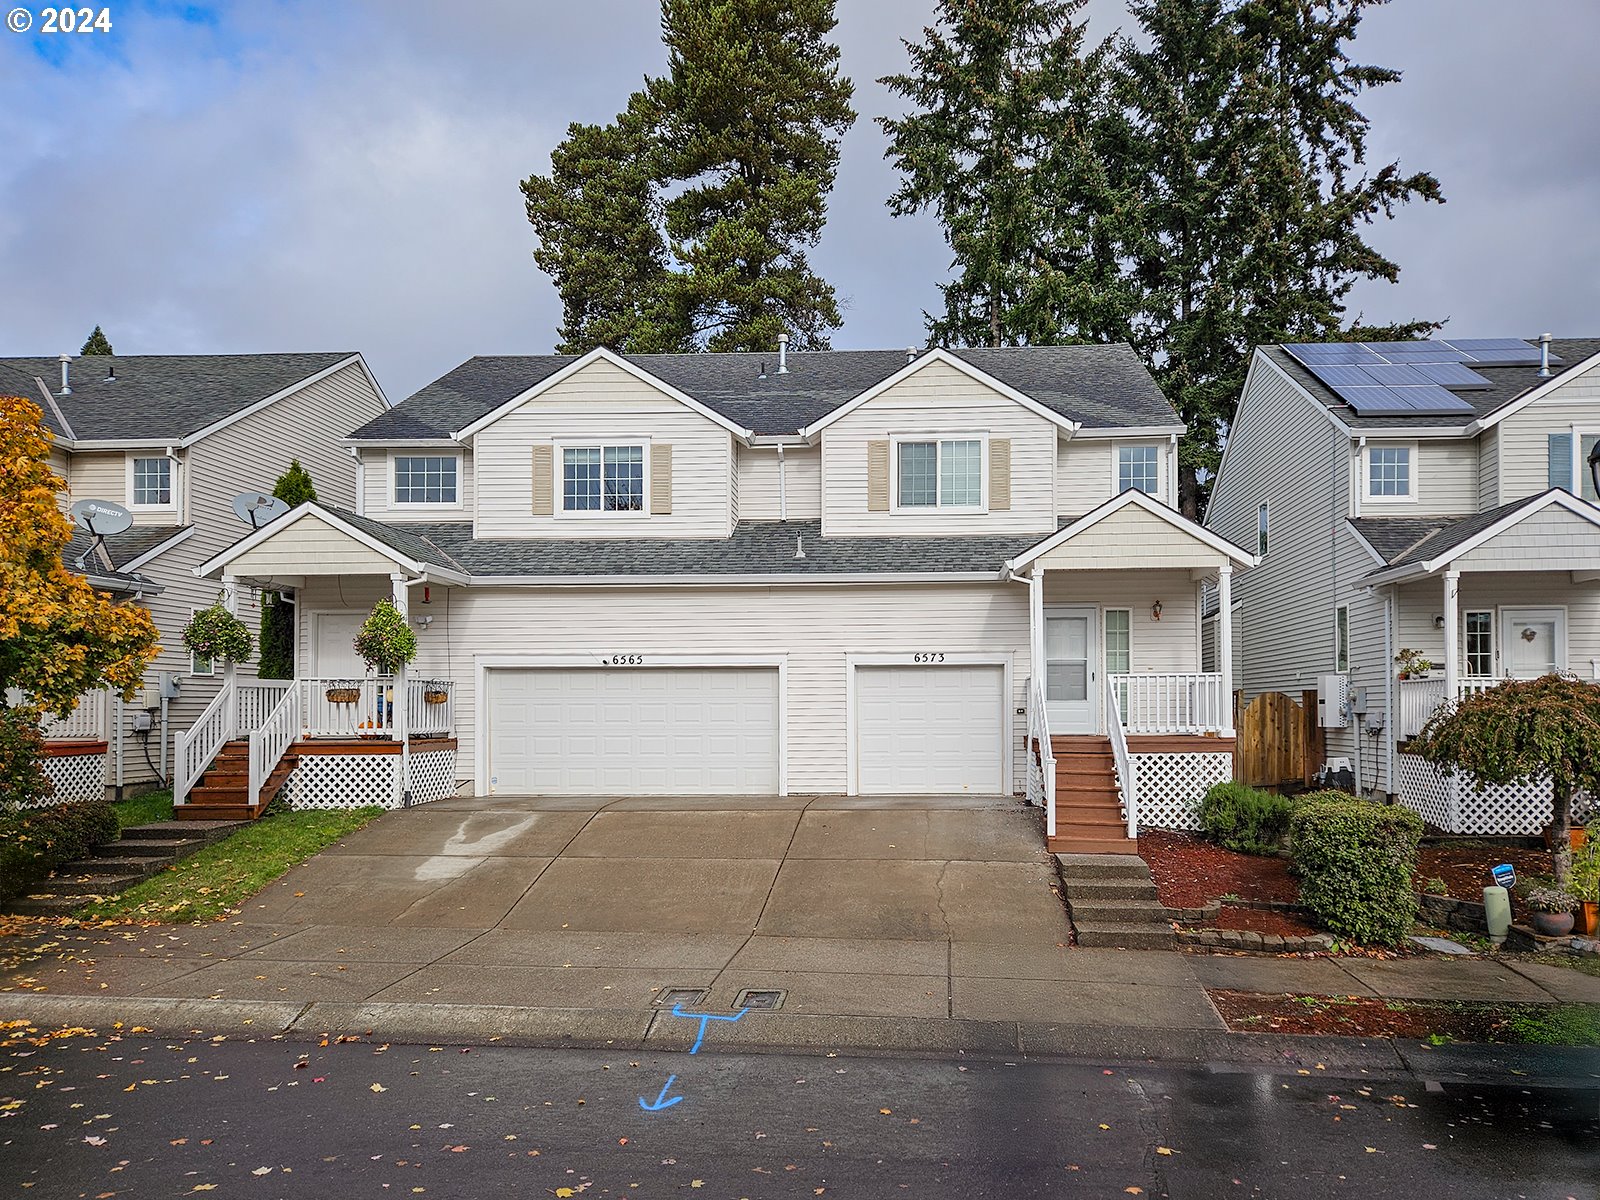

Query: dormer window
left=393, top=455, right=459, bottom=506
left=893, top=436, right=985, bottom=511
left=1364, top=443, right=1415, bottom=503
left=1117, top=444, right=1160, bottom=495
left=563, top=444, right=645, bottom=513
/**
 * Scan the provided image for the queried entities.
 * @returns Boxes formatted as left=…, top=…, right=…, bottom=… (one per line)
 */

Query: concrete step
left=112, top=838, right=201, bottom=858
left=1062, top=879, right=1159, bottom=902
left=42, top=871, right=147, bottom=895
left=1067, top=898, right=1180, bottom=923
left=59, top=855, right=166, bottom=877
left=1053, top=852, right=1149, bottom=879
left=122, top=820, right=241, bottom=841
left=1073, top=921, right=1177, bottom=951
left=6, top=894, right=92, bottom=917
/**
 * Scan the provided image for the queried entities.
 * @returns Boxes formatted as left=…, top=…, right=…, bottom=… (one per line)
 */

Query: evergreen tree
left=79, top=326, right=113, bottom=355
left=256, top=460, right=316, bottom=679
left=273, top=458, right=318, bottom=508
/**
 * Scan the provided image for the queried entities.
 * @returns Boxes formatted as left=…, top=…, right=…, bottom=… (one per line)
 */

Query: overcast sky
left=1, top=0, right=1596, bottom=404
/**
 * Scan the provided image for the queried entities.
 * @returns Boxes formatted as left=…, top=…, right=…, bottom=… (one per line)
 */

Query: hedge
left=1198, top=781, right=1294, bottom=855
left=0, top=800, right=119, bottom=903
left=1289, top=790, right=1423, bottom=946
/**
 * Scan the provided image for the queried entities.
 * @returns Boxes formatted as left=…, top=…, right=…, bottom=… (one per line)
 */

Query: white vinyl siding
left=1495, top=359, right=1600, bottom=501
left=822, top=357, right=1055, bottom=536
left=733, top=445, right=822, bottom=520
left=71, top=451, right=179, bottom=527
left=1478, top=426, right=1500, bottom=509
left=1057, top=438, right=1173, bottom=516
left=1395, top=573, right=1600, bottom=686
left=1041, top=570, right=1201, bottom=673
left=1037, top=505, right=1231, bottom=572
left=471, top=358, right=733, bottom=539
left=363, top=450, right=476, bottom=522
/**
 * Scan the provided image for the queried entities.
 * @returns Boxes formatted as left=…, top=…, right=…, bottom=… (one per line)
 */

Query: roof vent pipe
left=57, top=354, right=71, bottom=396
left=105, top=365, right=115, bottom=383
left=794, top=534, right=806, bottom=560
left=777, top=332, right=789, bottom=374
left=1538, top=332, right=1553, bottom=377
left=907, top=346, right=917, bottom=365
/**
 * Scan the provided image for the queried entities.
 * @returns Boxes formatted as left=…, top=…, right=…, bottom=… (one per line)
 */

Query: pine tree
left=273, top=458, right=318, bottom=508
left=256, top=460, right=317, bottom=679
left=79, top=326, right=113, bottom=355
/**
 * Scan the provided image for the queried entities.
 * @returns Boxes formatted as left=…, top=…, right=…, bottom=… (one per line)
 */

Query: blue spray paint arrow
left=670, top=1004, right=751, bottom=1054
left=638, top=1074, right=683, bottom=1111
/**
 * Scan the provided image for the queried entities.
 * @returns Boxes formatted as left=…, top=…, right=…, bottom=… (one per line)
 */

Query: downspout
left=351, top=447, right=365, bottom=516
left=777, top=444, right=787, bottom=522
left=1384, top=584, right=1396, bottom=799
left=1168, top=433, right=1179, bottom=509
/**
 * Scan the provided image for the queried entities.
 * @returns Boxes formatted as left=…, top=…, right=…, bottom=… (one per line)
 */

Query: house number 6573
left=912, top=652, right=946, bottom=663
left=604, top=654, right=645, bottom=665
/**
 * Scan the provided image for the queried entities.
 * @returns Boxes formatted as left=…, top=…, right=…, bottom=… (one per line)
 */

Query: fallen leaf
left=1156, top=1147, right=1174, bottom=1156
left=1125, top=1190, right=1143, bottom=1196
left=370, top=1083, right=387, bottom=1093
left=191, top=1188, right=217, bottom=1194
left=879, top=1108, right=892, bottom=1115
left=556, top=1191, right=575, bottom=1199
left=251, top=1168, right=272, bottom=1176
left=691, top=1182, right=704, bottom=1189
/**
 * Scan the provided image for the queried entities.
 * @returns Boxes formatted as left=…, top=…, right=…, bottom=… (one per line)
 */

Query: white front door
left=1045, top=606, right=1098, bottom=732
left=1500, top=608, right=1565, bottom=679
left=314, top=612, right=368, bottom=678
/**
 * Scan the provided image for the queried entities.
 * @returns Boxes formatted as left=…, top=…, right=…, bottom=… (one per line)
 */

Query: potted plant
left=353, top=600, right=418, bottom=676
left=422, top=680, right=450, bottom=705
left=182, top=599, right=254, bottom=666
left=1394, top=648, right=1434, bottom=680
left=324, top=680, right=361, bottom=704
left=1569, top=824, right=1600, bottom=937
left=1524, top=885, right=1579, bottom=938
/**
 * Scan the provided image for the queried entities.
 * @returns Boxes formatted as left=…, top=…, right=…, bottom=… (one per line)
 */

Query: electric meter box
left=1317, top=673, right=1350, bottom=728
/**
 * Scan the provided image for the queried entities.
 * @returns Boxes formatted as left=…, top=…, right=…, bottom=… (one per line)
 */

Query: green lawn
left=112, top=789, right=175, bottom=830
left=81, top=807, right=383, bottom=924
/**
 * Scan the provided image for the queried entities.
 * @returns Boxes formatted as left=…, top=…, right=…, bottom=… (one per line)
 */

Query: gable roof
left=0, top=352, right=360, bottom=443
left=347, top=344, right=1182, bottom=442
left=1346, top=515, right=1460, bottom=565
left=1363, top=489, right=1600, bottom=581
left=196, top=503, right=470, bottom=584
left=1260, top=339, right=1600, bottom=434
left=1004, top=487, right=1257, bottom=572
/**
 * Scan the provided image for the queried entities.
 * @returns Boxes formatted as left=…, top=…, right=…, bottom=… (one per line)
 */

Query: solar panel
left=1362, top=341, right=1464, bottom=361
left=1308, top=363, right=1379, bottom=388
left=1340, top=384, right=1475, bottom=416
left=1443, top=338, right=1562, bottom=366
left=1361, top=364, right=1434, bottom=386
left=1283, top=343, right=1381, bottom=365
left=1414, top=362, right=1493, bottom=389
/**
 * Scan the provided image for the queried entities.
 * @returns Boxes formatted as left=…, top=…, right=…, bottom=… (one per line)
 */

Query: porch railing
left=175, top=686, right=232, bottom=804
left=1027, top=677, right=1056, bottom=837
left=406, top=678, right=455, bottom=739
left=1397, top=675, right=1502, bottom=738
left=238, top=680, right=294, bottom=734
left=303, top=677, right=400, bottom=739
left=249, top=683, right=300, bottom=807
left=1107, top=672, right=1226, bottom=734
left=38, top=689, right=109, bottom=740
left=1106, top=675, right=1138, bottom=838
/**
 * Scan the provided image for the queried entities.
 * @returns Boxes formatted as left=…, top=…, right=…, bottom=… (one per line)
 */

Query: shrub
left=1289, top=792, right=1423, bottom=946
left=0, top=799, right=119, bottom=903
left=353, top=600, right=417, bottom=674
left=0, top=706, right=53, bottom=814
left=1198, top=781, right=1294, bottom=855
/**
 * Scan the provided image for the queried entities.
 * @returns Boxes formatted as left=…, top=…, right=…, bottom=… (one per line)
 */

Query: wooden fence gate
left=1233, top=690, right=1324, bottom=790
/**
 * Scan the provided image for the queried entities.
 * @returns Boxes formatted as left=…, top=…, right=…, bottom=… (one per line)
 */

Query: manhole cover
left=656, top=988, right=707, bottom=1007
left=734, top=989, right=785, bottom=1011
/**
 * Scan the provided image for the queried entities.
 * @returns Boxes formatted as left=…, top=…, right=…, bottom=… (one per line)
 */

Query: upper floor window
left=394, top=455, right=458, bottom=505
left=1117, top=444, right=1160, bottom=495
left=1257, top=501, right=1269, bottom=556
left=1365, top=444, right=1414, bottom=502
left=130, top=456, right=173, bottom=508
left=896, top=437, right=983, bottom=510
left=1335, top=603, right=1349, bottom=672
left=564, top=444, right=644, bottom=513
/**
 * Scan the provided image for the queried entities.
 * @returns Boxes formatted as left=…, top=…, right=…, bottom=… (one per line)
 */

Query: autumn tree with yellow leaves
left=0, top=393, right=160, bottom=717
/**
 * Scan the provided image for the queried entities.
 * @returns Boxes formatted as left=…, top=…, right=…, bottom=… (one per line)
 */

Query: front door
left=314, top=611, right=368, bottom=678
left=1045, top=606, right=1098, bottom=732
left=1501, top=608, right=1565, bottom=679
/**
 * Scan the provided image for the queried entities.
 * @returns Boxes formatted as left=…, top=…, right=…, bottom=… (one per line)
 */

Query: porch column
left=1443, top=568, right=1460, bottom=700
left=221, top=574, right=240, bottom=738
left=391, top=573, right=411, bottom=807
left=1029, top=565, right=1046, bottom=702
left=1217, top=564, right=1235, bottom=737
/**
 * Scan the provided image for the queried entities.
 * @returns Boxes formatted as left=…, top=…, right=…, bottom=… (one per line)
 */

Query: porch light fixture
left=1150, top=600, right=1163, bottom=622
left=1433, top=615, right=1445, bottom=629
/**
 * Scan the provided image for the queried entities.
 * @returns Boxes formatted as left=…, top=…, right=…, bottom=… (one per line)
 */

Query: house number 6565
left=604, top=654, right=645, bottom=665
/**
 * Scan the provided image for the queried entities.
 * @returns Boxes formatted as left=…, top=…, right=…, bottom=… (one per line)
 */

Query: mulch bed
left=1208, top=989, right=1522, bottom=1041
left=1138, top=829, right=1299, bottom=908
left=1415, top=841, right=1554, bottom=906
left=1213, top=904, right=1320, bottom=937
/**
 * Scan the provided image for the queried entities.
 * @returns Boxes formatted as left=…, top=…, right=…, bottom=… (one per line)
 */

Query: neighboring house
left=0, top=352, right=389, bottom=799
left=1206, top=335, right=1600, bottom=833
left=196, top=343, right=1253, bottom=851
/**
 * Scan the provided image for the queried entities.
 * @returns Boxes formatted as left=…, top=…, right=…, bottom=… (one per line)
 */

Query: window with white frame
left=563, top=444, right=644, bottom=512
left=1117, top=444, right=1160, bottom=495
left=896, top=437, right=983, bottom=509
left=1366, top=444, right=1413, bottom=500
left=1106, top=608, right=1131, bottom=715
left=393, top=455, right=458, bottom=505
left=1257, top=502, right=1269, bottom=556
left=130, top=456, right=173, bottom=507
left=1335, top=604, right=1349, bottom=672
left=1464, top=610, right=1493, bottom=677
left=189, top=607, right=214, bottom=677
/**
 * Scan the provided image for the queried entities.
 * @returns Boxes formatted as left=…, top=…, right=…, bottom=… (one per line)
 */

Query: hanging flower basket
left=324, top=681, right=361, bottom=704
left=182, top=600, right=254, bottom=665
left=422, top=682, right=450, bottom=705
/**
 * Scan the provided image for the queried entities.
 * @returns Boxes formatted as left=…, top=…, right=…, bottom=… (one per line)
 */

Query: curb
left=3, top=993, right=1596, bottom=1085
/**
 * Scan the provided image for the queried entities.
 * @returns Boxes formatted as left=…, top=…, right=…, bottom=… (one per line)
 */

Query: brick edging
left=1179, top=928, right=1334, bottom=953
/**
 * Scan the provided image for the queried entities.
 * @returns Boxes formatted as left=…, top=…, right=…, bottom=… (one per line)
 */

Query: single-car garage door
left=485, top=667, right=780, bottom=795
left=855, top=664, right=1005, bottom=794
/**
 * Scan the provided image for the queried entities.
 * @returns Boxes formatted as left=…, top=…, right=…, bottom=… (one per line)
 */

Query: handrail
left=1106, top=675, right=1138, bottom=839
left=303, top=676, right=397, bottom=739
left=1027, top=677, right=1057, bottom=837
left=175, top=685, right=233, bottom=804
left=238, top=679, right=294, bottom=734
left=406, top=678, right=454, bottom=738
left=248, top=680, right=300, bottom=808
left=1397, top=675, right=1502, bottom=737
left=1107, top=672, right=1225, bottom=734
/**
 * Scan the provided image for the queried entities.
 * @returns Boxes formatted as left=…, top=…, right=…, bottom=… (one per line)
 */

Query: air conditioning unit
left=1317, top=673, right=1350, bottom=728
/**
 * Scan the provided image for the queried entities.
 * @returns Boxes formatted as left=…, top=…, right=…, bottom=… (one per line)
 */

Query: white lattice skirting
left=38, top=750, right=107, bottom=805
left=1130, top=752, right=1234, bottom=833
left=282, top=749, right=458, bottom=810
left=1395, top=752, right=1596, bottom=835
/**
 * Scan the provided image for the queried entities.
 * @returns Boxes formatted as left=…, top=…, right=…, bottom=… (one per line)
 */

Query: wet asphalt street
left=2, top=1031, right=1596, bottom=1199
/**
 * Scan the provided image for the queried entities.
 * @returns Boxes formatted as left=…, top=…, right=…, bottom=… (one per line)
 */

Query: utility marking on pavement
left=638, top=1074, right=683, bottom=1111
left=671, top=1004, right=751, bottom=1055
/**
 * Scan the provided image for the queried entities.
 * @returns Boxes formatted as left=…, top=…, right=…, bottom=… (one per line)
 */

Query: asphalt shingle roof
left=1376, top=492, right=1574, bottom=570
left=1262, top=339, right=1600, bottom=432
left=348, top=344, right=1182, bottom=441
left=65, top=525, right=189, bottom=571
left=0, top=353, right=356, bottom=441
left=1347, top=516, right=1460, bottom=565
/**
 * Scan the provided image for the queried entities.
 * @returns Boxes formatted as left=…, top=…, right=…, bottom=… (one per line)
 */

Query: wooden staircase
left=177, top=739, right=298, bottom=821
left=1046, top=734, right=1138, bottom=855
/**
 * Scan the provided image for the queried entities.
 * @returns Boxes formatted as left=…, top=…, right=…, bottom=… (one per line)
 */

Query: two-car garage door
left=485, top=667, right=780, bottom=795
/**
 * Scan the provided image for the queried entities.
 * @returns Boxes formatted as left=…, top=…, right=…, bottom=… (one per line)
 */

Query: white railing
left=38, top=688, right=109, bottom=740
left=1106, top=676, right=1138, bottom=838
left=238, top=680, right=294, bottom=734
left=1108, top=672, right=1226, bottom=734
left=1397, top=675, right=1503, bottom=737
left=407, top=679, right=454, bottom=739
left=175, top=686, right=232, bottom=805
left=1027, top=677, right=1056, bottom=836
left=248, top=681, right=300, bottom=808
left=302, top=677, right=399, bottom=739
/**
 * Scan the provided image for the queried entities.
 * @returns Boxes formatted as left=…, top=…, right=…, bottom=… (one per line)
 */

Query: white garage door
left=855, top=665, right=1005, bottom=794
left=485, top=667, right=780, bottom=795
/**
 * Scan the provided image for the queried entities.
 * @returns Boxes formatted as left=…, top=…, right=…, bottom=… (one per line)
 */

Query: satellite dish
left=70, top=499, right=133, bottom=536
left=232, top=491, right=291, bottom=529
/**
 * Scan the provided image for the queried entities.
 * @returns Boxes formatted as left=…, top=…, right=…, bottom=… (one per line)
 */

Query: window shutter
left=989, top=438, right=1011, bottom=511
left=651, top=443, right=673, bottom=514
left=1548, top=433, right=1574, bottom=491
left=867, top=440, right=890, bottom=512
left=530, top=444, right=553, bottom=515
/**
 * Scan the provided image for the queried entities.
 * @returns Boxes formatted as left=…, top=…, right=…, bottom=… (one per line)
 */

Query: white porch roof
left=1004, top=488, right=1257, bottom=574
left=195, top=502, right=470, bottom=586
left=1364, top=489, right=1600, bottom=584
